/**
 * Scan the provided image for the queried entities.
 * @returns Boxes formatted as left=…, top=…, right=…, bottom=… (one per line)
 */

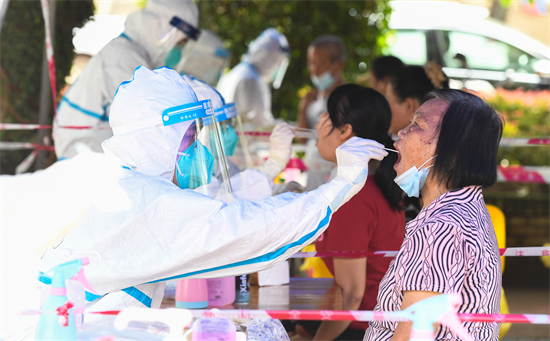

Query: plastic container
left=35, top=258, right=94, bottom=341
left=207, top=277, right=235, bottom=306
left=192, top=317, right=237, bottom=341
left=234, top=274, right=250, bottom=304
left=175, top=279, right=208, bottom=309
left=243, top=319, right=290, bottom=341
left=68, top=281, right=85, bottom=328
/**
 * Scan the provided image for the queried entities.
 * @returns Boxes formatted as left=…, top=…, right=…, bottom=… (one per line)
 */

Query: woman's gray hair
left=309, top=35, right=347, bottom=63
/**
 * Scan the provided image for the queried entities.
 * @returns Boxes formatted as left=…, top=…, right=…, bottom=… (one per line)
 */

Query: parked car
left=387, top=1, right=550, bottom=89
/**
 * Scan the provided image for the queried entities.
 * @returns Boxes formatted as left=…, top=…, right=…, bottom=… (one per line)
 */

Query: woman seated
left=365, top=89, right=503, bottom=341
left=294, top=84, right=406, bottom=341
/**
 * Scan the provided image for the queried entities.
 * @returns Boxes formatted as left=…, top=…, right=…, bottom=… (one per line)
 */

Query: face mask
left=164, top=46, right=183, bottom=69
left=175, top=140, right=215, bottom=190
left=211, top=124, right=239, bottom=157
left=394, top=156, right=436, bottom=198
left=311, top=68, right=336, bottom=91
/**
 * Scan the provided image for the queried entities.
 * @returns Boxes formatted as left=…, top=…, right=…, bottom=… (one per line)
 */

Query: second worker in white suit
left=217, top=28, right=290, bottom=128
left=53, top=0, right=200, bottom=159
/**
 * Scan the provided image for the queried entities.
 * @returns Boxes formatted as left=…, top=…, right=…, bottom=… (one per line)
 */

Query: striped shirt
left=364, top=186, right=502, bottom=341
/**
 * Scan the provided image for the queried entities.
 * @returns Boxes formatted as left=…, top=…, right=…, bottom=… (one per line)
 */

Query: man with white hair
left=53, top=0, right=200, bottom=159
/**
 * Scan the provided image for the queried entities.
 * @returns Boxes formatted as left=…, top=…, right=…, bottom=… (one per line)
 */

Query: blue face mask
left=311, top=68, right=336, bottom=91
left=216, top=124, right=239, bottom=157
left=165, top=47, right=182, bottom=69
left=393, top=156, right=436, bottom=198
left=175, top=140, right=215, bottom=190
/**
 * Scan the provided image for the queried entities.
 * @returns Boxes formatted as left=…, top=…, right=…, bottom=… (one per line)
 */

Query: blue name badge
left=162, top=100, right=213, bottom=126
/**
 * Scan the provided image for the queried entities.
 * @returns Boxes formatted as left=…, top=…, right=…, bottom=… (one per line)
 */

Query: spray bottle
left=39, top=250, right=99, bottom=328
left=404, top=293, right=474, bottom=341
left=35, top=257, right=97, bottom=341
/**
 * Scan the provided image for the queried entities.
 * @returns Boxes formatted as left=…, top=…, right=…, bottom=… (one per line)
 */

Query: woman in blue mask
left=291, top=84, right=405, bottom=341
left=365, top=89, right=503, bottom=341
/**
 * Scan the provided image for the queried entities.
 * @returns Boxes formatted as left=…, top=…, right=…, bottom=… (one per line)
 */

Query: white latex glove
left=315, top=136, right=387, bottom=212
left=256, top=122, right=295, bottom=180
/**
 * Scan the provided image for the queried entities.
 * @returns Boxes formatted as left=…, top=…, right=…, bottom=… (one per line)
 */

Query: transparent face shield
left=194, top=109, right=233, bottom=197
left=205, top=103, right=253, bottom=175
left=272, top=55, right=290, bottom=90
left=173, top=30, right=231, bottom=86
left=151, top=16, right=201, bottom=68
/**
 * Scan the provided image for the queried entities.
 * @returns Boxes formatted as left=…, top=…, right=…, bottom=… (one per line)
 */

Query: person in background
left=368, top=55, right=404, bottom=95
left=217, top=28, right=290, bottom=128
left=385, top=63, right=449, bottom=137
left=291, top=85, right=405, bottom=341
left=365, top=89, right=503, bottom=341
left=53, top=0, right=199, bottom=159
left=297, top=35, right=347, bottom=190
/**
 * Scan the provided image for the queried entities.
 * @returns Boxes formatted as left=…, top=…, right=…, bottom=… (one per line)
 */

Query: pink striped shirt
left=364, top=186, right=502, bottom=341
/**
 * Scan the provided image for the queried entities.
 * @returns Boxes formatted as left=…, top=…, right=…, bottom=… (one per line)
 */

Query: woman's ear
left=338, top=124, right=354, bottom=142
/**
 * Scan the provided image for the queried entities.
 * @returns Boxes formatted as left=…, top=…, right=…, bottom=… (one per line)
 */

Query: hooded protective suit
left=41, top=67, right=387, bottom=313
left=174, top=30, right=230, bottom=86
left=53, top=0, right=199, bottom=159
left=217, top=28, right=289, bottom=128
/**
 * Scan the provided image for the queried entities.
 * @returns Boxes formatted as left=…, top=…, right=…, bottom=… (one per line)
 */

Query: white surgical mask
left=311, top=67, right=336, bottom=91
left=394, top=156, right=436, bottom=197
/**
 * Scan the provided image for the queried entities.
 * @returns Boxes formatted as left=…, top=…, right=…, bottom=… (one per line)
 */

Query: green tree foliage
left=0, top=0, right=94, bottom=174
left=199, top=0, right=392, bottom=122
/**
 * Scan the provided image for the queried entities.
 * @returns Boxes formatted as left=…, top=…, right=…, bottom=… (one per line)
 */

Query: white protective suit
left=0, top=151, right=131, bottom=339
left=183, top=75, right=293, bottom=202
left=175, top=30, right=230, bottom=86
left=217, top=28, right=289, bottom=128
left=40, top=67, right=387, bottom=313
left=53, top=0, right=199, bottom=159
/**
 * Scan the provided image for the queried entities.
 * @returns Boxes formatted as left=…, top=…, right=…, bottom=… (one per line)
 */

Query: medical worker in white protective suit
left=183, top=74, right=293, bottom=202
left=53, top=0, right=199, bottom=159
left=40, top=67, right=387, bottom=313
left=170, top=30, right=231, bottom=86
left=217, top=28, right=290, bottom=128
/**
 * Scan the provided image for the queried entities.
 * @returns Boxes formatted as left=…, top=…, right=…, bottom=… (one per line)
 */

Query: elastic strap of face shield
left=111, top=99, right=213, bottom=135
left=170, top=16, right=201, bottom=41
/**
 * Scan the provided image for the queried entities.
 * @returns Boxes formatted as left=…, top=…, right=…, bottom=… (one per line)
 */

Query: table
left=161, top=278, right=341, bottom=311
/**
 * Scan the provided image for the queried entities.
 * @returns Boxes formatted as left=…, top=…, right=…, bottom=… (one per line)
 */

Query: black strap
left=169, top=16, right=200, bottom=41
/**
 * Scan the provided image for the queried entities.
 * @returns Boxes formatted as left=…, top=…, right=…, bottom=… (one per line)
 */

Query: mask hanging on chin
left=311, top=67, right=336, bottom=92
left=394, top=156, right=436, bottom=198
